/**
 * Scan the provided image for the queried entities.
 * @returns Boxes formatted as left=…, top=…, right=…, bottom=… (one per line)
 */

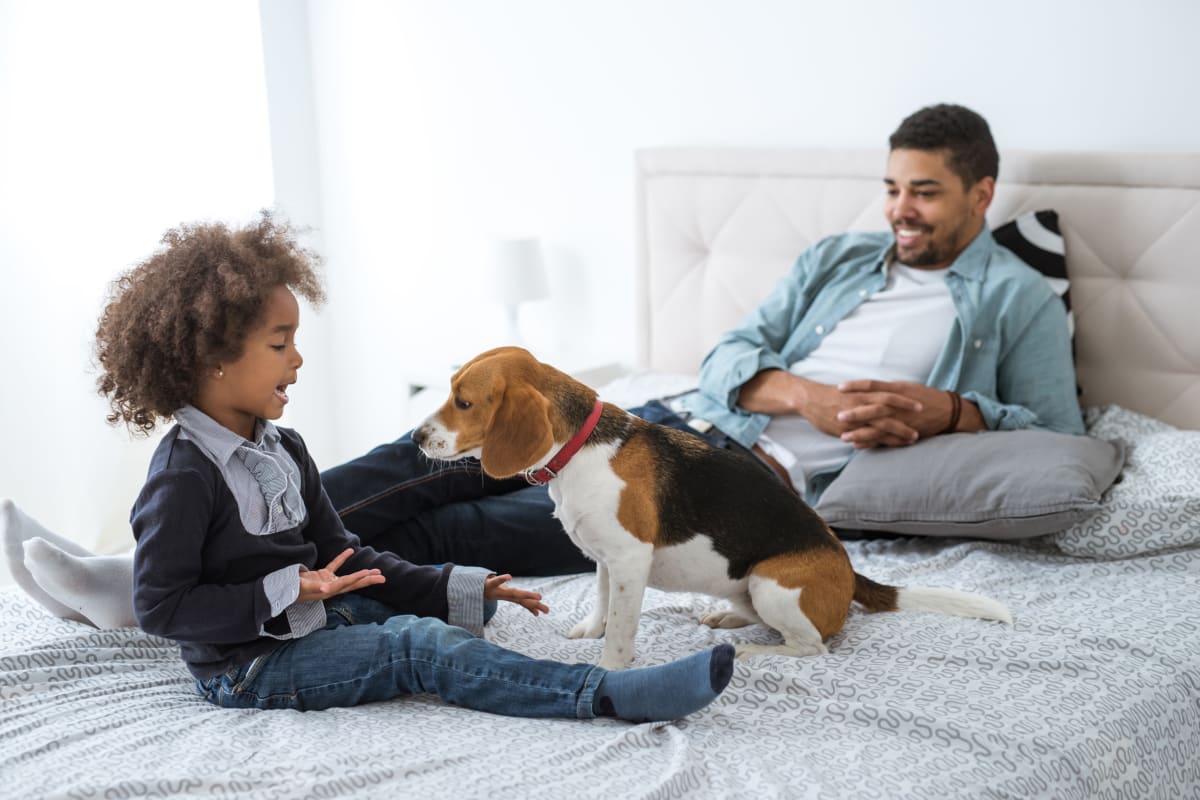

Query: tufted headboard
left=635, top=148, right=1200, bottom=430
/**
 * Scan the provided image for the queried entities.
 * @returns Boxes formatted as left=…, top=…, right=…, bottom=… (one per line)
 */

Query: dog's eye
left=455, top=398, right=472, bottom=410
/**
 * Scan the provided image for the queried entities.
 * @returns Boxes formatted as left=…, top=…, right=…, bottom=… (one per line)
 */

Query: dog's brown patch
left=751, top=548, right=856, bottom=639
left=611, top=437, right=661, bottom=545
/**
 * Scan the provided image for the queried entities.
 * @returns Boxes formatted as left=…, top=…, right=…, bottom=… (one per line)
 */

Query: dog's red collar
left=523, top=398, right=604, bottom=485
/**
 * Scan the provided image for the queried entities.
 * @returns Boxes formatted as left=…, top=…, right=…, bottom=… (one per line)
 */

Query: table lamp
left=485, top=236, right=550, bottom=347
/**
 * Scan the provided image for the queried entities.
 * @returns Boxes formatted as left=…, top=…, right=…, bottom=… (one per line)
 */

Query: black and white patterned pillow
left=993, top=209, right=1073, bottom=336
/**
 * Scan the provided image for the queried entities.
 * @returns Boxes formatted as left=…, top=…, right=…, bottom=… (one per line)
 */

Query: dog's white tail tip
left=896, top=587, right=1013, bottom=624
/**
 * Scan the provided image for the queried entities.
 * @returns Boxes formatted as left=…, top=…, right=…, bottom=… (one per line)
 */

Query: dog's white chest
left=548, top=444, right=627, bottom=560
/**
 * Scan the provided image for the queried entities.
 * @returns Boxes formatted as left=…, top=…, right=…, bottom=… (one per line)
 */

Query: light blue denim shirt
left=680, top=226, right=1084, bottom=501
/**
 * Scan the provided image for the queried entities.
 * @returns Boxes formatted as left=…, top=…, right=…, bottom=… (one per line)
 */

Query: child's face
left=196, top=285, right=303, bottom=440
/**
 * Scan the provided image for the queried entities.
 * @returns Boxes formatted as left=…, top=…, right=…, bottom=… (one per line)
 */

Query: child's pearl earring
left=217, top=369, right=224, bottom=378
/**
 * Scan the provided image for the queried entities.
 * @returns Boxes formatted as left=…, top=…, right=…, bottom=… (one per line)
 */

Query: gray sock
left=593, top=644, right=735, bottom=722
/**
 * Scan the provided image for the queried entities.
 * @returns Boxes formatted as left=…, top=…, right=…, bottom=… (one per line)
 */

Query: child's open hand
left=484, top=574, right=550, bottom=616
left=297, top=548, right=386, bottom=602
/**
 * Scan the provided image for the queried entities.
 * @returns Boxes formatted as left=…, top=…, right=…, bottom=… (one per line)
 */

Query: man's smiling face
left=884, top=148, right=993, bottom=271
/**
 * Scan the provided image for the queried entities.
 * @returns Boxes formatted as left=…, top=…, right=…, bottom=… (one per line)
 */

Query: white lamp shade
left=484, top=237, right=550, bottom=306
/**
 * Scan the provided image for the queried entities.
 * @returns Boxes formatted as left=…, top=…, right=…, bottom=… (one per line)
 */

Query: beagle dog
left=414, top=347, right=1011, bottom=669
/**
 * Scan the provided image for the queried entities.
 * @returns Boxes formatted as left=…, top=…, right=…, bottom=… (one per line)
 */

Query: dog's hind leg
left=736, top=550, right=855, bottom=659
left=700, top=594, right=761, bottom=629
left=736, top=578, right=827, bottom=658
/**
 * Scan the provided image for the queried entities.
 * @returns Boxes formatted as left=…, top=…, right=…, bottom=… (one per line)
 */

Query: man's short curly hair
left=95, top=211, right=325, bottom=434
left=889, top=104, right=999, bottom=189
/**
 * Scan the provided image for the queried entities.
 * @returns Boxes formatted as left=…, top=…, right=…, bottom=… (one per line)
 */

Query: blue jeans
left=195, top=594, right=604, bottom=717
left=319, top=401, right=713, bottom=576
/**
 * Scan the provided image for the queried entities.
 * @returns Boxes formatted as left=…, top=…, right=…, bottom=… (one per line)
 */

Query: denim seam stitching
left=334, top=464, right=483, bottom=516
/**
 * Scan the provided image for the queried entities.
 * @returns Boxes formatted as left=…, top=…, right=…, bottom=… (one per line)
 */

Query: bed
left=4, top=148, right=1200, bottom=799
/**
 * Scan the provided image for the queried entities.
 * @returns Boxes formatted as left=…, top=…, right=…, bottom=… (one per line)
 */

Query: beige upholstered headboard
left=635, top=148, right=1200, bottom=430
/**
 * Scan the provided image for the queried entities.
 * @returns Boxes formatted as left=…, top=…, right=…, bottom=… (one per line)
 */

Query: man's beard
left=895, top=239, right=947, bottom=267
left=893, top=219, right=968, bottom=268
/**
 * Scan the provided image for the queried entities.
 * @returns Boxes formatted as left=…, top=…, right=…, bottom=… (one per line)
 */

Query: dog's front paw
left=567, top=615, right=607, bottom=639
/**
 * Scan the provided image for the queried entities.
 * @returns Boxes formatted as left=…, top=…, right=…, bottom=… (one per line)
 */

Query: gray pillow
left=814, top=430, right=1125, bottom=539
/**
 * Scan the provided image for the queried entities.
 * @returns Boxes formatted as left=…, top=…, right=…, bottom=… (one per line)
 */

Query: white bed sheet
left=3, top=374, right=1199, bottom=799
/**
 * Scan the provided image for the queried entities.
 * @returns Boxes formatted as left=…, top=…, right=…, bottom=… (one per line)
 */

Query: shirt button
left=858, top=289, right=867, bottom=297
left=974, top=339, right=983, bottom=349
left=815, top=325, right=825, bottom=335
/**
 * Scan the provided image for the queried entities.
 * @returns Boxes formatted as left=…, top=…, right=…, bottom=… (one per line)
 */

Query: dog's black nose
left=412, top=427, right=426, bottom=446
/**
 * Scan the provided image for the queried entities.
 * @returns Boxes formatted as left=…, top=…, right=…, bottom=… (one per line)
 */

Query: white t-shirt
left=758, top=262, right=956, bottom=491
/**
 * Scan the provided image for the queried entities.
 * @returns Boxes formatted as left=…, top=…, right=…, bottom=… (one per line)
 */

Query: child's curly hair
left=96, top=212, right=325, bottom=434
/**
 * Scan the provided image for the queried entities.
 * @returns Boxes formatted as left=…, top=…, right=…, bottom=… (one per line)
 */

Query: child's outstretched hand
left=485, top=573, right=550, bottom=616
left=297, top=548, right=386, bottom=602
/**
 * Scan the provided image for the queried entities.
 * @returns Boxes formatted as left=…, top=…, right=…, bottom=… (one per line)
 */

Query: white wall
left=2, top=0, right=1198, bottom=575
left=299, top=0, right=1200, bottom=466
left=0, top=0, right=274, bottom=565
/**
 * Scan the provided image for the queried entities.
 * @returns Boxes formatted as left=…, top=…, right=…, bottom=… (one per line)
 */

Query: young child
left=52, top=212, right=734, bottom=721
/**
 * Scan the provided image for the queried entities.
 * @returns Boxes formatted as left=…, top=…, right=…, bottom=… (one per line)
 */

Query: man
left=4, top=104, right=1083, bottom=627
left=677, top=103, right=1082, bottom=502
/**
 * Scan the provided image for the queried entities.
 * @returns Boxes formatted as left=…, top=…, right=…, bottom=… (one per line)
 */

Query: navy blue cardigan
left=132, top=425, right=452, bottom=679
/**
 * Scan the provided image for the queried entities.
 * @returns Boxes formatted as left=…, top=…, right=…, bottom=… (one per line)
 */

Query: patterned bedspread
left=4, top=399, right=1199, bottom=799
left=3, top=530, right=1199, bottom=799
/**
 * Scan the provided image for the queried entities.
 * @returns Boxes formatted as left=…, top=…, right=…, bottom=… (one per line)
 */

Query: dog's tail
left=853, top=572, right=1012, bottom=624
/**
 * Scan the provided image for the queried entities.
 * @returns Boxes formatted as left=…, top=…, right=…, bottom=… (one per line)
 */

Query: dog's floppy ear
left=480, top=382, right=556, bottom=479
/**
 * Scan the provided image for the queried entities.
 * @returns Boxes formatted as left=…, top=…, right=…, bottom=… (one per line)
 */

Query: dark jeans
left=318, top=401, right=723, bottom=576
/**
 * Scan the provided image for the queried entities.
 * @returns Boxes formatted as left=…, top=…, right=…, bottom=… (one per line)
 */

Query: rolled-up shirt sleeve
left=260, top=564, right=327, bottom=640
left=445, top=565, right=492, bottom=637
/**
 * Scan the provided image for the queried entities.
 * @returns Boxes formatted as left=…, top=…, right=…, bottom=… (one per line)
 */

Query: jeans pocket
left=326, top=601, right=355, bottom=628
